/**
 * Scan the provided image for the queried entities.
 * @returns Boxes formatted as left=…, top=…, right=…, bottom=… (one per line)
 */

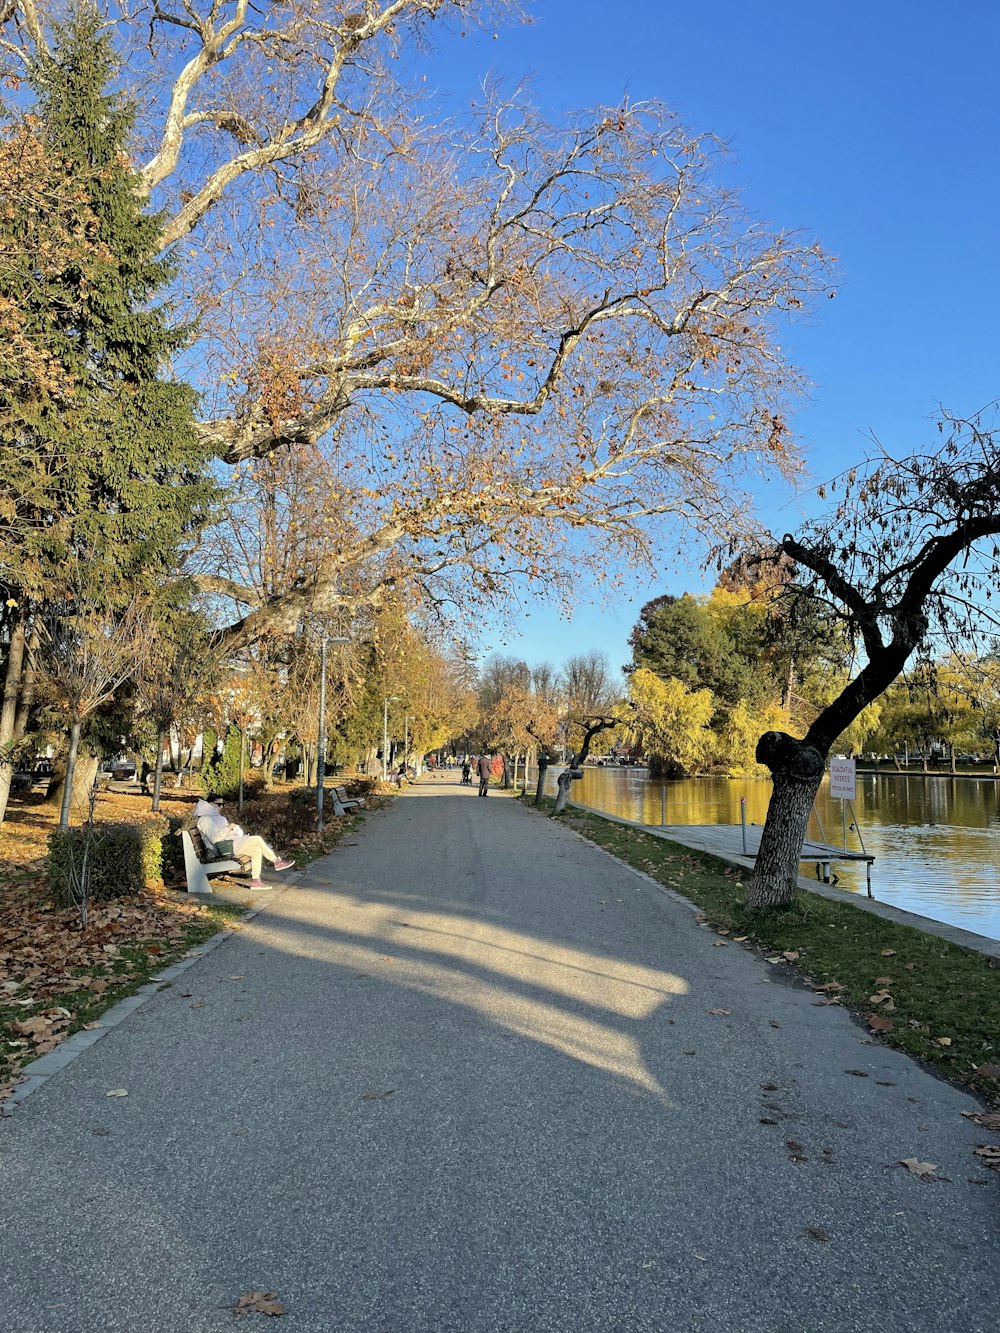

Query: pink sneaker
left=273, top=857, right=295, bottom=872
left=249, top=879, right=274, bottom=890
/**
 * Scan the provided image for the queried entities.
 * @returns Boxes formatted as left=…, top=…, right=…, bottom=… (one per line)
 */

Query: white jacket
left=194, top=799, right=244, bottom=849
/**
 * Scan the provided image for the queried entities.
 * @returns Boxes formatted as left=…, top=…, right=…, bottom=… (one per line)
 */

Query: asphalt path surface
left=1, top=777, right=997, bottom=1332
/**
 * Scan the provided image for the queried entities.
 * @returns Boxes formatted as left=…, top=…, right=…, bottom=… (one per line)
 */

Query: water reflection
left=535, top=766, right=1000, bottom=943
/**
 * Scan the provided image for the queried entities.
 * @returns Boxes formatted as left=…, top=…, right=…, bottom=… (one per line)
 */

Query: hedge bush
left=342, top=775, right=377, bottom=801
left=48, top=817, right=168, bottom=907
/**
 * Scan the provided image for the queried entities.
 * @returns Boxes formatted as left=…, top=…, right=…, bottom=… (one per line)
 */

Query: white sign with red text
left=829, top=756, right=857, bottom=801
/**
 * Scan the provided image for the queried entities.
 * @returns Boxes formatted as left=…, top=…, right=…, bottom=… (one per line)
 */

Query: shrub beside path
left=1, top=776, right=997, bottom=1332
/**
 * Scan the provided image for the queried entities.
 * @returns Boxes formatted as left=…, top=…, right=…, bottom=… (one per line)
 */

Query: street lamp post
left=316, top=634, right=350, bottom=835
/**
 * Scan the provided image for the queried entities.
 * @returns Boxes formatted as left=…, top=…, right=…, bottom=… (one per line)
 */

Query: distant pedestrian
left=461, top=758, right=471, bottom=785
left=477, top=752, right=493, bottom=797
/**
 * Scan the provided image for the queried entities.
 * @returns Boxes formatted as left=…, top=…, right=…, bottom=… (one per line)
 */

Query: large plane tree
left=2, top=0, right=831, bottom=647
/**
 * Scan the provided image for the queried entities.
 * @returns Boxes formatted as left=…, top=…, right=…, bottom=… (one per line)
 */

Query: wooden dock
left=655, top=823, right=873, bottom=889
left=565, top=802, right=876, bottom=893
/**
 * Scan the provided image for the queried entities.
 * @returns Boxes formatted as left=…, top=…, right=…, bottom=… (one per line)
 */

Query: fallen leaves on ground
left=105, top=1088, right=128, bottom=1098
left=804, top=1226, right=829, bottom=1242
left=707, top=1008, right=730, bottom=1017
left=0, top=881, right=216, bottom=1094
left=867, top=1014, right=894, bottom=1033
left=973, top=1062, right=1000, bottom=1079
left=961, top=1110, right=1000, bottom=1132
left=899, top=1157, right=940, bottom=1181
left=361, top=1089, right=394, bottom=1101
left=234, top=1291, right=286, bottom=1318
left=973, top=1145, right=1000, bottom=1171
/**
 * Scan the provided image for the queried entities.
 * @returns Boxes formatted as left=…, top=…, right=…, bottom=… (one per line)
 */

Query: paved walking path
left=2, top=778, right=997, bottom=1332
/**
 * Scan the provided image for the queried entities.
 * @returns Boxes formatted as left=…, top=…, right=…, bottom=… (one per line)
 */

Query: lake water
left=532, top=765, right=1000, bottom=943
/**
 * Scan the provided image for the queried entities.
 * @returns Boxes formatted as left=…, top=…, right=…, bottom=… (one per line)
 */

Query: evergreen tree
left=201, top=725, right=244, bottom=800
left=1, top=4, right=216, bottom=608
left=627, top=594, right=762, bottom=710
left=0, top=7, right=217, bottom=823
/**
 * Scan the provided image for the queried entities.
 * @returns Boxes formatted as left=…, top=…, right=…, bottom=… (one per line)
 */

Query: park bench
left=333, top=785, right=364, bottom=815
left=176, top=826, right=249, bottom=895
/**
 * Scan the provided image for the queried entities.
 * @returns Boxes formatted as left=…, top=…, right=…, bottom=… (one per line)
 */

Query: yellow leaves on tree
left=718, top=698, right=790, bottom=776
left=627, top=667, right=715, bottom=775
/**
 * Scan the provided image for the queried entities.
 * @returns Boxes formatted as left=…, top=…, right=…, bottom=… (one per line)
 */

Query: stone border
left=562, top=799, right=1000, bottom=962
left=3, top=875, right=301, bottom=1114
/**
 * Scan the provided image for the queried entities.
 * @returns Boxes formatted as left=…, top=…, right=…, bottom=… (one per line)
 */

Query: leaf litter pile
left=0, top=792, right=240, bottom=1104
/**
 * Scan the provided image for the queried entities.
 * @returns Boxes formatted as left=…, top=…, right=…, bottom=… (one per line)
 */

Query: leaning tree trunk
left=552, top=763, right=581, bottom=815
left=745, top=732, right=826, bottom=909
left=264, top=740, right=281, bottom=789
left=534, top=760, right=547, bottom=804
left=0, top=614, right=28, bottom=827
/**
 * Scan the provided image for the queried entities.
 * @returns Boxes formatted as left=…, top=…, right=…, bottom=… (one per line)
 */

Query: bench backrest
left=186, top=826, right=217, bottom=862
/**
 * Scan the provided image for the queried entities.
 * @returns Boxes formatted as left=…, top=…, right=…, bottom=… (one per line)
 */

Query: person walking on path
left=477, top=752, right=493, bottom=797
left=195, top=795, right=295, bottom=889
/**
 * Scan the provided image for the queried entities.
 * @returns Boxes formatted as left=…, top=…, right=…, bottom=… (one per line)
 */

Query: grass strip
left=526, top=796, right=1000, bottom=1107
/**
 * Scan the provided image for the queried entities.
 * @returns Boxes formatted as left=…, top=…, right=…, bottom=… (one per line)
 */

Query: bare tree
left=747, top=407, right=1000, bottom=908
left=38, top=600, right=149, bottom=828
left=135, top=617, right=217, bottom=811
left=560, top=651, right=616, bottom=718
left=4, top=3, right=832, bottom=645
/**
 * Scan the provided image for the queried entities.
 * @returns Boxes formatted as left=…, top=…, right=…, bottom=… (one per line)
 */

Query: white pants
left=233, top=834, right=277, bottom=880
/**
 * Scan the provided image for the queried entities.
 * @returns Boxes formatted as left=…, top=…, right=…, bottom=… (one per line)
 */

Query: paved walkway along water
left=2, top=778, right=997, bottom=1332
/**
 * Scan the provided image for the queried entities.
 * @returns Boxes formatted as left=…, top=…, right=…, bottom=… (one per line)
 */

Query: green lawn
left=526, top=796, right=1000, bottom=1107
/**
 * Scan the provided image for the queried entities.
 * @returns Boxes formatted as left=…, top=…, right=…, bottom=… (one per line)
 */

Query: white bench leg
left=182, top=837, right=213, bottom=894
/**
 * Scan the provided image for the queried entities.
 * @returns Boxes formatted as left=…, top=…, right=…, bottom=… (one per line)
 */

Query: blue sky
left=419, top=2, right=1000, bottom=675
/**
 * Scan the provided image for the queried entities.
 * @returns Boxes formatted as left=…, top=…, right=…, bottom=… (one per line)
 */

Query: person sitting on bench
left=194, top=795, right=295, bottom=889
